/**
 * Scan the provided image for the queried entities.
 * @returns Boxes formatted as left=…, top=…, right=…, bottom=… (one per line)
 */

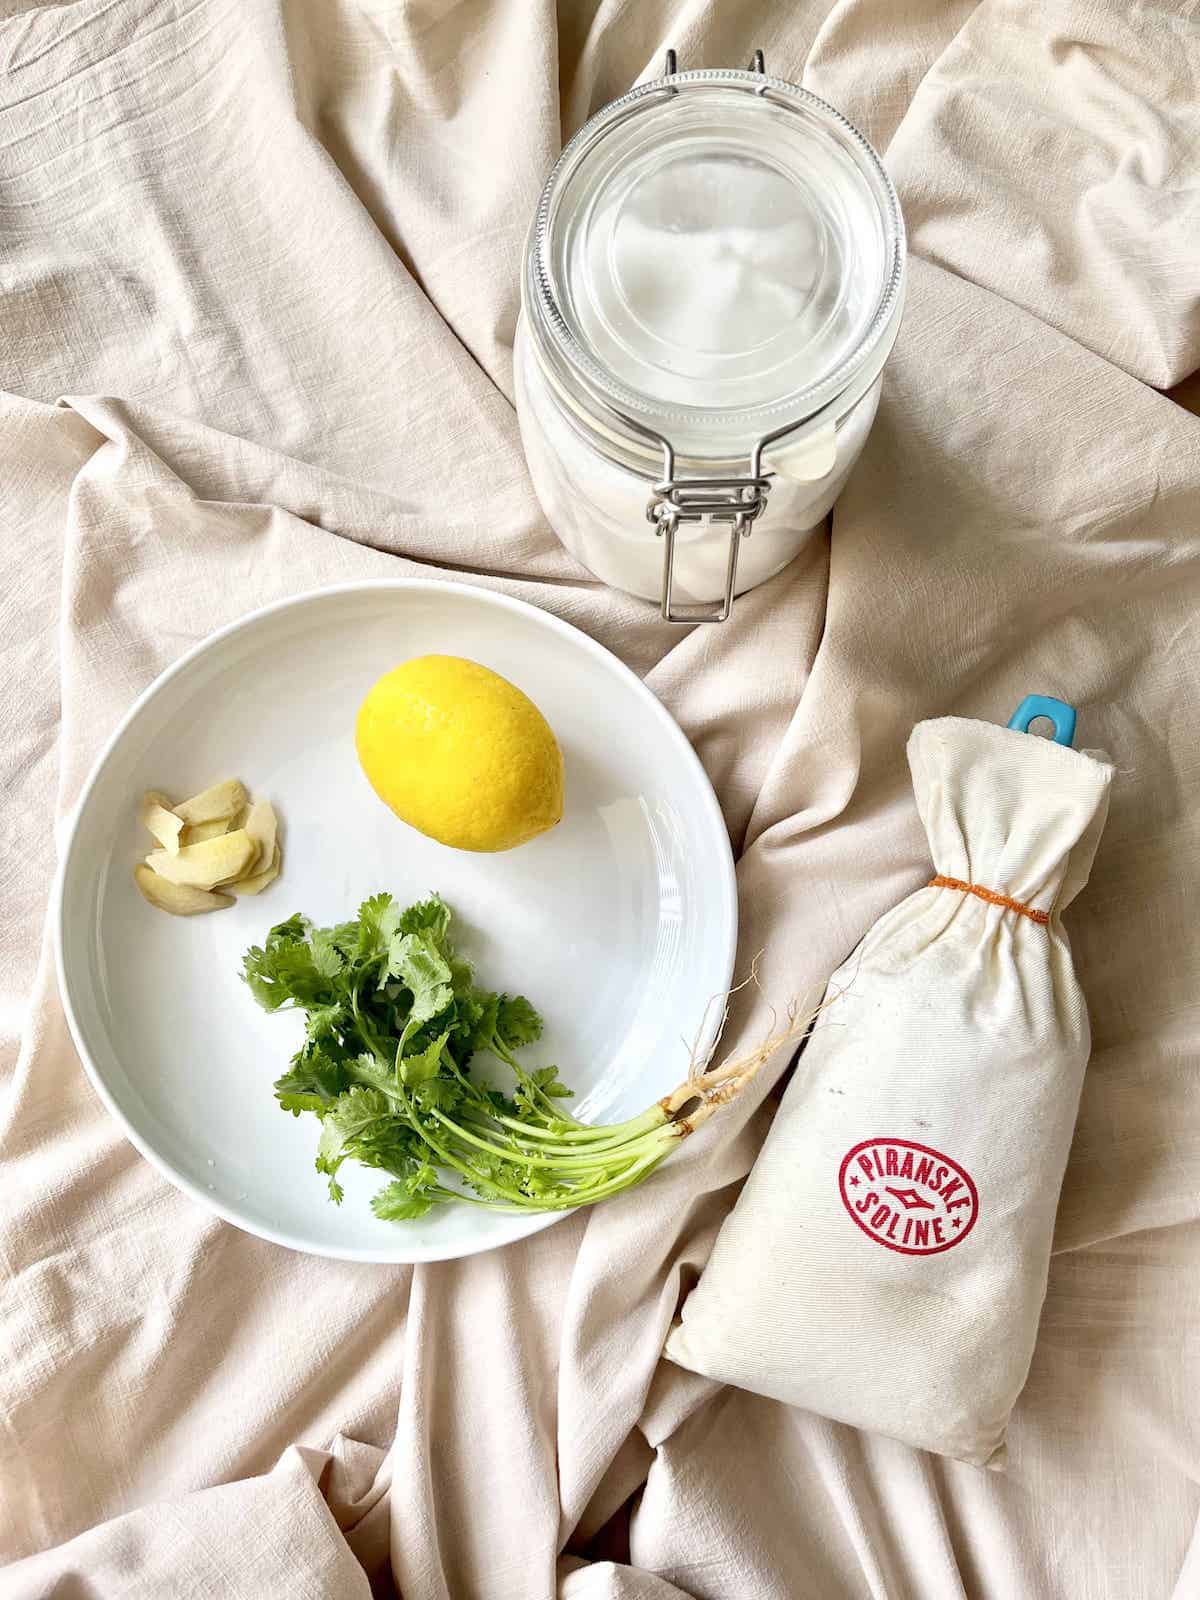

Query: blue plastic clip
left=1007, top=694, right=1076, bottom=748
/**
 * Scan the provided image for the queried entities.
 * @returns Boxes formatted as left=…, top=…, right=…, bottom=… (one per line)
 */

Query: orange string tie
left=928, top=874, right=1049, bottom=926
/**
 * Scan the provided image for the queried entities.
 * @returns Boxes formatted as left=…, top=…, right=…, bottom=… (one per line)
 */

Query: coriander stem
left=349, top=982, right=392, bottom=1070
left=462, top=1116, right=669, bottom=1167
left=425, top=1186, right=530, bottom=1213
left=483, top=1106, right=667, bottom=1145
left=433, top=1110, right=662, bottom=1175
left=400, top=1108, right=536, bottom=1207
left=526, top=1083, right=586, bottom=1127
left=526, top=1146, right=672, bottom=1209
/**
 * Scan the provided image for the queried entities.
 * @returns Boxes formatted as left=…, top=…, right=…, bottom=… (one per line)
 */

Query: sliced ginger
left=174, top=778, right=248, bottom=826
left=227, top=843, right=281, bottom=897
left=181, top=817, right=232, bottom=846
left=141, top=792, right=184, bottom=855
left=147, top=829, right=257, bottom=890
left=134, top=864, right=233, bottom=916
left=135, top=780, right=282, bottom=915
left=240, top=799, right=277, bottom=873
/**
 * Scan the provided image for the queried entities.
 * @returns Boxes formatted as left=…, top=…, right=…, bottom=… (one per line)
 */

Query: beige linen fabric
left=667, top=721, right=1115, bottom=1465
left=1, top=1, right=1198, bottom=1596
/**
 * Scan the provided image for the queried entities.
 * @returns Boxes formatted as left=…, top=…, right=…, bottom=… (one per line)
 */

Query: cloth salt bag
left=666, top=702, right=1113, bottom=1467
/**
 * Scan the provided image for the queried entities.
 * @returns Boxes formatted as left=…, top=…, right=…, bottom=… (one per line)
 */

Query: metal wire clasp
left=643, top=45, right=774, bottom=623
left=647, top=456, right=771, bottom=624
left=663, top=46, right=765, bottom=77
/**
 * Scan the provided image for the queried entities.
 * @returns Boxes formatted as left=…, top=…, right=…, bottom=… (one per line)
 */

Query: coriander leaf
left=356, top=893, right=400, bottom=961
left=344, top=1116, right=421, bottom=1175
left=346, top=1050, right=396, bottom=1096
left=449, top=956, right=475, bottom=997
left=388, top=932, right=453, bottom=1039
left=242, top=949, right=281, bottom=1011
left=513, top=1082, right=541, bottom=1117
left=304, top=1003, right=345, bottom=1044
left=309, top=928, right=345, bottom=982
left=466, top=990, right=500, bottom=1055
left=397, top=894, right=451, bottom=947
left=407, top=1157, right=438, bottom=1192
left=397, top=1031, right=449, bottom=1087
left=276, top=1091, right=329, bottom=1115
left=520, top=1166, right=567, bottom=1200
left=243, top=916, right=348, bottom=1010
left=531, top=1065, right=573, bottom=1100
left=371, top=1182, right=434, bottom=1221
left=242, top=915, right=310, bottom=1010
left=387, top=929, right=452, bottom=992
left=328, top=921, right=361, bottom=958
left=268, top=944, right=339, bottom=1006
left=496, top=995, right=543, bottom=1049
left=410, top=1076, right=462, bottom=1114
left=463, top=1149, right=522, bottom=1193
left=317, top=1087, right=393, bottom=1167
left=273, top=1047, right=346, bottom=1111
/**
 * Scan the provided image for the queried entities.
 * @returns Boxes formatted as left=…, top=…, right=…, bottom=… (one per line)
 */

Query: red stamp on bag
left=838, top=1138, right=979, bottom=1255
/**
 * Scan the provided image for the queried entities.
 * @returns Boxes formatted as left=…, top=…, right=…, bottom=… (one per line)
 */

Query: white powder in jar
left=515, top=320, right=881, bottom=606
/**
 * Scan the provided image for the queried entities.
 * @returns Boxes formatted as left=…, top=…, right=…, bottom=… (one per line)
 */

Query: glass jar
left=515, top=54, right=905, bottom=622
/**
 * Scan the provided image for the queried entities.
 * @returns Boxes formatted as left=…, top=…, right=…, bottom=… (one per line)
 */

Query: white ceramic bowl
left=55, top=581, right=737, bottom=1261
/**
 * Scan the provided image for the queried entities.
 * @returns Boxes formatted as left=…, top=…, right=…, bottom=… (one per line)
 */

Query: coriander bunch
left=243, top=893, right=801, bottom=1221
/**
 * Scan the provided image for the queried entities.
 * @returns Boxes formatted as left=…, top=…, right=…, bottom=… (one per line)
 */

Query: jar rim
left=525, top=68, right=906, bottom=460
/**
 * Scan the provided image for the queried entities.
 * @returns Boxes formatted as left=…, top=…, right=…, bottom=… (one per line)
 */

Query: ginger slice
left=227, top=842, right=282, bottom=897
left=174, top=779, right=248, bottom=826
left=134, top=864, right=233, bottom=916
left=180, top=818, right=232, bottom=846
left=146, top=828, right=256, bottom=890
left=240, top=799, right=277, bottom=874
left=140, top=792, right=184, bottom=855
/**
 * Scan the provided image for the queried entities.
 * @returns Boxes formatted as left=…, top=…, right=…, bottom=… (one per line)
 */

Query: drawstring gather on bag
left=928, top=875, right=1049, bottom=926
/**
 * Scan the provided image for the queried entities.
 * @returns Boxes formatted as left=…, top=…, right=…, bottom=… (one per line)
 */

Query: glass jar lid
left=526, top=66, right=905, bottom=461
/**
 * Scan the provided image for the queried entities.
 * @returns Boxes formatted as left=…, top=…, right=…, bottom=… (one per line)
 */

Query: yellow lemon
left=355, top=655, right=564, bottom=852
